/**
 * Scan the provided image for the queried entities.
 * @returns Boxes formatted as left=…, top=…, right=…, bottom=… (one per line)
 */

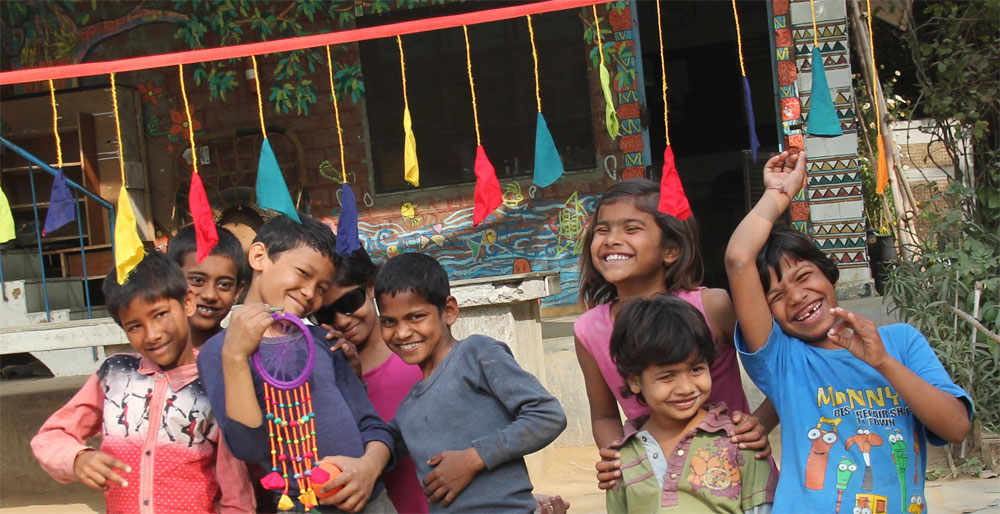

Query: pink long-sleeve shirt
left=31, top=353, right=254, bottom=514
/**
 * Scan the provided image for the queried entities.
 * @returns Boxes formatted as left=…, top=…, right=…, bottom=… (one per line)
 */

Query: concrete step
left=0, top=248, right=43, bottom=281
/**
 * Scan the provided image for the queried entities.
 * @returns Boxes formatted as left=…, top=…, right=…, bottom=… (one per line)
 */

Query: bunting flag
left=110, top=72, right=145, bottom=283
left=473, top=145, right=502, bottom=226
left=336, top=183, right=362, bottom=257
left=805, top=1, right=842, bottom=137
left=0, top=187, right=14, bottom=243
left=398, top=36, right=420, bottom=187
left=527, top=15, right=564, bottom=188
left=42, top=169, right=76, bottom=236
left=593, top=5, right=619, bottom=139
left=180, top=64, right=219, bottom=261
left=250, top=56, right=301, bottom=222
left=654, top=1, right=691, bottom=220
left=43, top=80, right=77, bottom=236
left=866, top=0, right=889, bottom=194
left=463, top=25, right=502, bottom=226
left=657, top=147, right=692, bottom=220
left=732, top=1, right=760, bottom=162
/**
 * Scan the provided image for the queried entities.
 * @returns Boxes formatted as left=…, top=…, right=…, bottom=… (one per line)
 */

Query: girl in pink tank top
left=574, top=179, right=779, bottom=487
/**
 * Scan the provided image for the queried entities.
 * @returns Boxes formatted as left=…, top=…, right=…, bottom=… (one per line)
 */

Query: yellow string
left=178, top=64, right=200, bottom=176
left=326, top=45, right=347, bottom=184
left=810, top=0, right=819, bottom=47
left=462, top=25, right=481, bottom=146
left=653, top=1, right=670, bottom=146
left=110, top=72, right=126, bottom=186
left=251, top=55, right=268, bottom=140
left=866, top=0, right=881, bottom=133
left=527, top=15, right=542, bottom=112
left=731, top=0, right=747, bottom=77
left=48, top=80, right=63, bottom=168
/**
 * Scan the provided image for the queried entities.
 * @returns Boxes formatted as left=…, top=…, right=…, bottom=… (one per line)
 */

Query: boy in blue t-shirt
left=725, top=151, right=972, bottom=514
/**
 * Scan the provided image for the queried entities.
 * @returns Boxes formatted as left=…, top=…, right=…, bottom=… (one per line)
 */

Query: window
left=359, top=3, right=595, bottom=193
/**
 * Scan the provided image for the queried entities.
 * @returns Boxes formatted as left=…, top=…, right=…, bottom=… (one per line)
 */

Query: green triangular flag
left=256, top=138, right=301, bottom=222
left=533, top=112, right=565, bottom=188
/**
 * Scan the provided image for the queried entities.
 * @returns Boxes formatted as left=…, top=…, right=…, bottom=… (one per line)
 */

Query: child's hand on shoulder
left=316, top=454, right=381, bottom=512
left=728, top=411, right=772, bottom=459
left=423, top=447, right=486, bottom=506
left=73, top=449, right=130, bottom=491
left=595, top=446, right=622, bottom=490
left=324, top=325, right=363, bottom=380
left=828, top=307, right=890, bottom=369
left=222, top=303, right=274, bottom=359
left=762, top=150, right=807, bottom=200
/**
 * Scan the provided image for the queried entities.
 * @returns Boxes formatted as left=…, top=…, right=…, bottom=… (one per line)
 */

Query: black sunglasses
left=309, top=287, right=367, bottom=325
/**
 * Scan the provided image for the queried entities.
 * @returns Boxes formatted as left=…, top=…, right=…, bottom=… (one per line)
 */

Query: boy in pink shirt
left=30, top=252, right=254, bottom=513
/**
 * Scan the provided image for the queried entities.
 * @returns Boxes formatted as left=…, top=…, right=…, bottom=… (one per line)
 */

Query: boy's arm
left=30, top=372, right=131, bottom=490
left=318, top=441, right=392, bottom=511
left=219, top=303, right=274, bottom=428
left=329, top=337, right=394, bottom=451
left=725, top=151, right=807, bottom=352
left=828, top=310, right=972, bottom=443
left=210, top=431, right=256, bottom=514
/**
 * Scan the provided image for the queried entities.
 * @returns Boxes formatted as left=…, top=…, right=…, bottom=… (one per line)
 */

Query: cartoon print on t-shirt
left=686, top=438, right=742, bottom=499
left=845, top=428, right=884, bottom=490
left=834, top=456, right=858, bottom=513
left=806, top=416, right=842, bottom=489
left=853, top=493, right=888, bottom=514
left=887, top=429, right=909, bottom=504
left=906, top=494, right=925, bottom=514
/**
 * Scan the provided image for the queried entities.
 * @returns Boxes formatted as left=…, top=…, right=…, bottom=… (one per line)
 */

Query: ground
left=2, top=443, right=997, bottom=513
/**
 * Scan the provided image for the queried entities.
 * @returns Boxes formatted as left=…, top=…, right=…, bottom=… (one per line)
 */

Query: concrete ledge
left=451, top=271, right=560, bottom=307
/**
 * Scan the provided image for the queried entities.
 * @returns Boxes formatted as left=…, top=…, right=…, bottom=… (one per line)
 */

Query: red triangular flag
left=189, top=171, right=218, bottom=261
left=657, top=146, right=691, bottom=220
left=472, top=145, right=502, bottom=227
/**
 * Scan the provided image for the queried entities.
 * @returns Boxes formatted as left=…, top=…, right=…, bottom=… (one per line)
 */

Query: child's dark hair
left=103, top=252, right=188, bottom=325
left=609, top=295, right=716, bottom=404
left=334, top=248, right=380, bottom=287
left=578, top=178, right=703, bottom=308
left=252, top=214, right=338, bottom=263
left=757, top=226, right=839, bottom=292
left=374, top=252, right=449, bottom=310
left=166, top=224, right=249, bottom=285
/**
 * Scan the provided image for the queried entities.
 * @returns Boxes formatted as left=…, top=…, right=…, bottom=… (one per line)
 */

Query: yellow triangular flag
left=114, top=186, right=145, bottom=283
left=0, top=188, right=15, bottom=243
left=403, top=106, right=419, bottom=187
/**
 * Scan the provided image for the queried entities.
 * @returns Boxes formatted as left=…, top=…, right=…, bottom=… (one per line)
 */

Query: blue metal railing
left=1, top=135, right=116, bottom=321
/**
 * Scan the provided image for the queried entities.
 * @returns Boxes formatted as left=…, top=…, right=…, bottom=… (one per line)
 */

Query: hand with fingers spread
left=827, top=307, right=890, bottom=368
left=762, top=150, right=808, bottom=201
left=323, top=324, right=363, bottom=380
left=595, top=446, right=623, bottom=490
left=422, top=448, right=485, bottom=506
left=728, top=411, right=772, bottom=459
left=73, top=449, right=131, bottom=491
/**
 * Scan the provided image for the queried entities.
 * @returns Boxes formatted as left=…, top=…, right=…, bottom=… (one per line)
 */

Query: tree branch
left=950, top=306, right=1000, bottom=345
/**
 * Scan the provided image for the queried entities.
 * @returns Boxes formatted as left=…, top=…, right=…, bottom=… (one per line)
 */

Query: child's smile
left=180, top=253, right=241, bottom=333
left=590, top=200, right=677, bottom=296
left=119, top=295, right=195, bottom=370
left=377, top=290, right=458, bottom=379
left=627, top=354, right=711, bottom=429
left=766, top=257, right=839, bottom=346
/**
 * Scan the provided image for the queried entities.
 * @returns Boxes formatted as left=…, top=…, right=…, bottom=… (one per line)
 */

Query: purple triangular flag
left=741, top=76, right=761, bottom=163
left=43, top=168, right=76, bottom=236
left=335, top=183, right=361, bottom=257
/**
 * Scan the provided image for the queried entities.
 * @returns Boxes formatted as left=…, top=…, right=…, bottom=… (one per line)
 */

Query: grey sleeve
left=470, top=339, right=567, bottom=470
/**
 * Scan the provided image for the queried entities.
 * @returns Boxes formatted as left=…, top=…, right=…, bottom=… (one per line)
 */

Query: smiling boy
left=167, top=225, right=248, bottom=348
left=374, top=252, right=566, bottom=512
left=197, top=214, right=396, bottom=512
left=31, top=252, right=253, bottom=513
left=725, top=151, right=972, bottom=513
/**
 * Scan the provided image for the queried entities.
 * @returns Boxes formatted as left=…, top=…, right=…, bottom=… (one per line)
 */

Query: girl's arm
left=574, top=336, right=624, bottom=448
left=725, top=151, right=807, bottom=353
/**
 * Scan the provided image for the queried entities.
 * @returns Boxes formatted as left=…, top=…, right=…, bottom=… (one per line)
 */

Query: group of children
left=31, top=150, right=972, bottom=513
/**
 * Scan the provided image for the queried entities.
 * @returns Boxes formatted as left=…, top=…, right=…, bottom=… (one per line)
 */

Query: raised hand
left=762, top=150, right=808, bottom=200
left=827, top=307, right=889, bottom=369
left=73, top=449, right=131, bottom=491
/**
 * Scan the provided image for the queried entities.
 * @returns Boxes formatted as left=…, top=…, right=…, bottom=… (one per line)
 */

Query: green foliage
left=852, top=70, right=905, bottom=235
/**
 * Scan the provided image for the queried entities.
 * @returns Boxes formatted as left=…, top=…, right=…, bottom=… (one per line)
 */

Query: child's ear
left=247, top=242, right=269, bottom=272
left=626, top=374, right=642, bottom=395
left=442, top=296, right=459, bottom=326
left=663, top=246, right=681, bottom=266
left=183, top=290, right=197, bottom=317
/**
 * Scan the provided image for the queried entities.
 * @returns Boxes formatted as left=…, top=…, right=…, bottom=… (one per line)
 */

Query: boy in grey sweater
left=374, top=252, right=567, bottom=513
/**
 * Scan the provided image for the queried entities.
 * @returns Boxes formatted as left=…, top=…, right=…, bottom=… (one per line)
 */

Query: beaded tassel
left=260, top=382, right=321, bottom=511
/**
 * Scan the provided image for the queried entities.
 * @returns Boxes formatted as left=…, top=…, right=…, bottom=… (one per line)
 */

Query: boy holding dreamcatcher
left=374, top=252, right=567, bottom=512
left=198, top=214, right=396, bottom=513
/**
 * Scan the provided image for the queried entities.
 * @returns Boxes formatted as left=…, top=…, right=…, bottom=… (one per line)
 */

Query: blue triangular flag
left=43, top=168, right=76, bottom=236
left=806, top=47, right=843, bottom=136
left=256, top=138, right=301, bottom=222
left=533, top=112, right=565, bottom=188
left=741, top=76, right=761, bottom=163
left=336, top=183, right=361, bottom=257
